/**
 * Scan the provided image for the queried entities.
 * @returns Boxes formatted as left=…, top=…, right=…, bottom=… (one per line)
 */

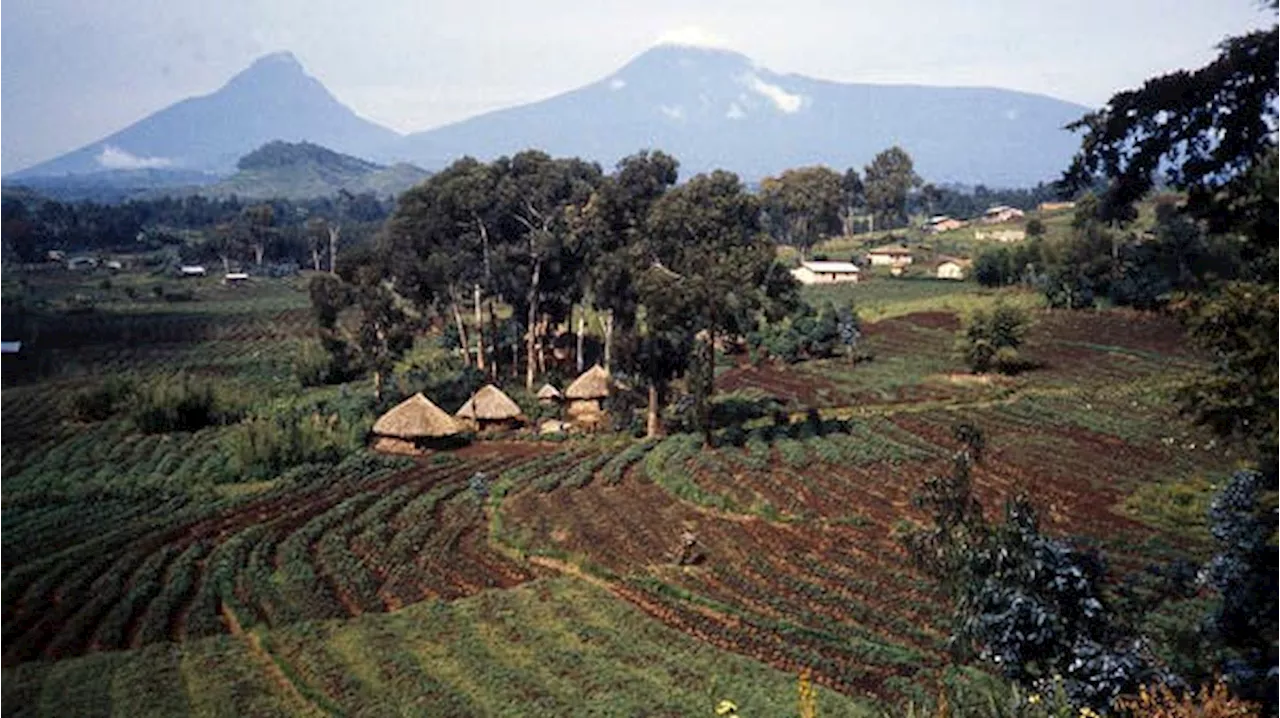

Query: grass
left=3, top=577, right=879, bottom=718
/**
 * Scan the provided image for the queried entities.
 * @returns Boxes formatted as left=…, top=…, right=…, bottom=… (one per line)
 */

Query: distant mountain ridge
left=11, top=52, right=400, bottom=178
left=390, top=45, right=1091, bottom=186
left=12, top=46, right=1093, bottom=189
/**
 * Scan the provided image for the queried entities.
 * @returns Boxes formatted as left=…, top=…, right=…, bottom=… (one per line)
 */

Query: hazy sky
left=2, top=0, right=1274, bottom=171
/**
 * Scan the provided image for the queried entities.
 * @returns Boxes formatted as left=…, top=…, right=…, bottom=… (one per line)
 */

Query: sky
left=2, top=0, right=1274, bottom=171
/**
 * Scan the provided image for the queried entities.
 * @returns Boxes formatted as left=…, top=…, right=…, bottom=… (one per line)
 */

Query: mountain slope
left=12, top=53, right=400, bottom=178
left=197, top=141, right=428, bottom=199
left=391, top=45, right=1090, bottom=186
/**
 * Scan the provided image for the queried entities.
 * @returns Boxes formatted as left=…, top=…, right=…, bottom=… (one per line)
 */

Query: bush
left=70, top=376, right=136, bottom=421
left=956, top=304, right=1028, bottom=374
left=131, top=374, right=242, bottom=433
left=293, top=339, right=361, bottom=387
left=225, top=411, right=360, bottom=480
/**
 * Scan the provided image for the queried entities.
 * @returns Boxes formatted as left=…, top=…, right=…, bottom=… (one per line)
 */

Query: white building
left=935, top=259, right=971, bottom=280
left=790, top=261, right=861, bottom=285
left=982, top=205, right=1026, bottom=224
left=179, top=265, right=208, bottom=277
left=866, top=247, right=914, bottom=267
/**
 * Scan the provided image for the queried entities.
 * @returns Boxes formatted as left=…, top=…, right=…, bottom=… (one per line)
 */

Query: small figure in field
left=673, top=530, right=704, bottom=566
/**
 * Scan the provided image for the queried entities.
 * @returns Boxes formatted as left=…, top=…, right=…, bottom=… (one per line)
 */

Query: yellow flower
left=715, top=699, right=739, bottom=716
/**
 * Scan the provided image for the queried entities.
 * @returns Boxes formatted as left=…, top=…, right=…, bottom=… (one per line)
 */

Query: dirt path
left=220, top=602, right=332, bottom=718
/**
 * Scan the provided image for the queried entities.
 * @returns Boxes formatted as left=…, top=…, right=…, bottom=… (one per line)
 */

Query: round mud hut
left=564, top=364, right=611, bottom=424
left=371, top=393, right=467, bottom=453
left=535, top=383, right=563, bottom=406
left=455, top=384, right=525, bottom=432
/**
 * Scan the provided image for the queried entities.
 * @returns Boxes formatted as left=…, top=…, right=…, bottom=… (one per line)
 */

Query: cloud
left=659, top=104, right=685, bottom=121
left=96, top=145, right=172, bottom=170
left=609, top=77, right=626, bottom=90
left=726, top=102, right=746, bottom=119
left=655, top=26, right=730, bottom=49
left=741, top=73, right=804, bottom=113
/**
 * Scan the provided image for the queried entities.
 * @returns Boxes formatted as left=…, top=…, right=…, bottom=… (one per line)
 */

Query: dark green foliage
left=225, top=403, right=370, bottom=480
left=1204, top=470, right=1278, bottom=707
left=70, top=376, right=136, bottom=421
left=748, top=300, right=859, bottom=364
left=956, top=304, right=1028, bottom=374
left=901, top=441, right=1159, bottom=712
left=131, top=373, right=242, bottom=433
left=1175, top=283, right=1279, bottom=463
left=864, top=146, right=923, bottom=229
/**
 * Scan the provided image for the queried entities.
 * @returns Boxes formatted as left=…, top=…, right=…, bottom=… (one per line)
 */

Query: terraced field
left=2, top=275, right=1236, bottom=716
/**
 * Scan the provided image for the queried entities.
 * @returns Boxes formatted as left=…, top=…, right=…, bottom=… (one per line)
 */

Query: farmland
left=0, top=271, right=1237, bottom=716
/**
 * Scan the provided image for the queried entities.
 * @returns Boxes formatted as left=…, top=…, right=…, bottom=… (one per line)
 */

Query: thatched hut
left=455, top=384, right=525, bottom=432
left=564, top=364, right=611, bottom=421
left=535, top=383, right=563, bottom=406
left=371, top=393, right=466, bottom=454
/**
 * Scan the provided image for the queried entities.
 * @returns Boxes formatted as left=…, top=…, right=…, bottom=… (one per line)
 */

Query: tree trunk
left=536, top=315, right=548, bottom=376
left=252, top=243, right=265, bottom=266
left=488, top=301, right=500, bottom=379
left=525, top=258, right=542, bottom=390
left=373, top=369, right=383, bottom=401
left=450, top=292, right=471, bottom=366
left=474, top=284, right=486, bottom=373
left=703, top=328, right=716, bottom=448
left=646, top=382, right=664, bottom=438
left=576, top=313, right=585, bottom=373
left=600, top=312, right=614, bottom=371
left=328, top=226, right=340, bottom=275
left=311, top=249, right=322, bottom=272
left=220, top=255, right=231, bottom=274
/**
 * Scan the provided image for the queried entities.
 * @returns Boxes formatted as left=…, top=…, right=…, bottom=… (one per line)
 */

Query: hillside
left=198, top=140, right=428, bottom=199
left=392, top=45, right=1092, bottom=185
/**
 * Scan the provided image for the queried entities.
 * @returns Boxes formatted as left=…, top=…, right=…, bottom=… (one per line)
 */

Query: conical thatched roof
left=456, top=384, right=524, bottom=421
left=565, top=364, right=611, bottom=400
left=373, top=393, right=462, bottom=438
left=536, top=383, right=563, bottom=401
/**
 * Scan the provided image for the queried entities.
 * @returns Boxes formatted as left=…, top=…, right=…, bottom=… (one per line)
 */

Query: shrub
left=956, top=303, right=1028, bottom=374
left=1116, top=677, right=1260, bottom=717
left=293, top=339, right=361, bottom=387
left=70, top=376, right=136, bottom=421
left=225, top=411, right=358, bottom=480
left=131, top=374, right=242, bottom=433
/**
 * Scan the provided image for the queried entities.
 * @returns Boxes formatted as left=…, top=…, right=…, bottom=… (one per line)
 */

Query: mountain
left=196, top=141, right=428, bottom=200
left=11, top=52, right=400, bottom=178
left=391, top=45, right=1091, bottom=187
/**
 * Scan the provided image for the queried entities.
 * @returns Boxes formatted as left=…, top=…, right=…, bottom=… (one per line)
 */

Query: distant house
left=973, top=229, right=1027, bottom=243
left=1037, top=201, right=1076, bottom=214
left=536, top=383, right=564, bottom=406
left=866, top=247, right=914, bottom=267
left=564, top=364, right=612, bottom=425
left=790, top=260, right=861, bottom=285
left=934, top=257, right=972, bottom=280
left=981, top=206, right=1026, bottom=224
left=924, top=215, right=965, bottom=233
left=224, top=272, right=250, bottom=284
left=104, top=260, right=124, bottom=271
left=179, top=265, right=208, bottom=277
left=66, top=256, right=97, bottom=271
left=1, top=341, right=22, bottom=354
left=46, top=250, right=66, bottom=263
left=370, top=393, right=466, bottom=454
left=455, top=384, right=525, bottom=432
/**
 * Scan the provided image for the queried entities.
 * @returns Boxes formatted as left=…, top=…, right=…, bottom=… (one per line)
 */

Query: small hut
left=564, top=364, right=611, bottom=422
left=371, top=393, right=465, bottom=454
left=455, top=384, right=525, bottom=432
left=535, top=383, right=563, bottom=406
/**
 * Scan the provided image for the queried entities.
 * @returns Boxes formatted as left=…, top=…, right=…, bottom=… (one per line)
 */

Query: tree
left=838, top=168, right=866, bottom=235
left=579, top=150, right=680, bottom=377
left=644, top=170, right=788, bottom=445
left=956, top=304, right=1027, bottom=374
left=759, top=166, right=844, bottom=258
left=863, top=146, right=922, bottom=230
left=307, top=251, right=414, bottom=401
left=242, top=203, right=275, bottom=267
left=1064, top=2, right=1280, bottom=701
